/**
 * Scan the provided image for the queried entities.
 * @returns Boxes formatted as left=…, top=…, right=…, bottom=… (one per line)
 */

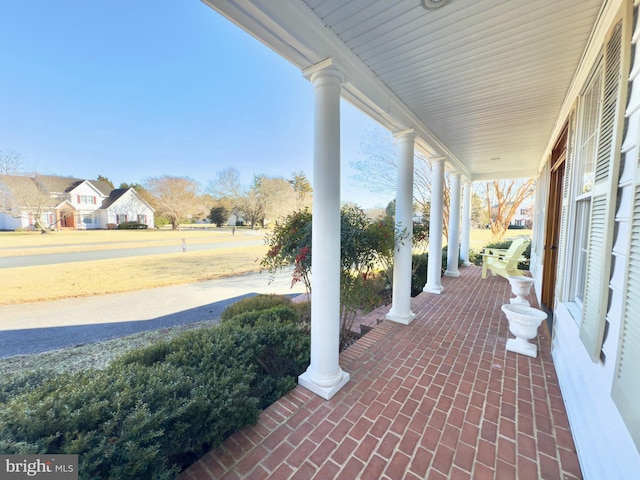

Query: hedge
left=0, top=299, right=310, bottom=479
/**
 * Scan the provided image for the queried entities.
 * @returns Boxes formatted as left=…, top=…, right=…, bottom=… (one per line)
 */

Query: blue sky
left=0, top=0, right=394, bottom=209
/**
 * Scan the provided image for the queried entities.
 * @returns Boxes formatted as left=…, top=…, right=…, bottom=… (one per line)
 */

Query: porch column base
left=462, top=261, right=471, bottom=267
left=423, top=283, right=444, bottom=294
left=298, top=370, right=350, bottom=400
left=444, top=270, right=461, bottom=278
left=386, top=309, right=416, bottom=325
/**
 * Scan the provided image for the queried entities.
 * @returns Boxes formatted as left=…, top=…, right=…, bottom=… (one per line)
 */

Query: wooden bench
left=481, top=238, right=530, bottom=279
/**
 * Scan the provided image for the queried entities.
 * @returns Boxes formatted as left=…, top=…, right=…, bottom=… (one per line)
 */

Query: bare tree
left=259, top=175, right=296, bottom=223
left=235, top=189, right=265, bottom=228
left=479, top=179, right=536, bottom=240
left=144, top=176, right=202, bottom=230
left=352, top=127, right=451, bottom=236
left=0, top=175, right=57, bottom=232
left=0, top=151, right=24, bottom=175
left=207, top=167, right=243, bottom=200
left=235, top=175, right=296, bottom=228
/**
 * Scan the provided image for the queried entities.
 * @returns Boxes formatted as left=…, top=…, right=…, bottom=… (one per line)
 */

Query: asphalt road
left=0, top=269, right=305, bottom=358
left=0, top=238, right=263, bottom=268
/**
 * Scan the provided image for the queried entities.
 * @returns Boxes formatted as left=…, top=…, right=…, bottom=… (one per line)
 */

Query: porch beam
left=298, top=60, right=350, bottom=400
left=386, top=129, right=416, bottom=325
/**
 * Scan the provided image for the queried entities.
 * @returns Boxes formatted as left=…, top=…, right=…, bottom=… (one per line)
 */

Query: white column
left=460, top=179, right=472, bottom=266
left=445, top=172, right=461, bottom=277
left=386, top=129, right=416, bottom=325
left=424, top=157, right=445, bottom=294
left=298, top=61, right=350, bottom=400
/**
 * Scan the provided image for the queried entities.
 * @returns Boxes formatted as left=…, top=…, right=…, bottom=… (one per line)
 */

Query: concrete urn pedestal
left=507, top=276, right=535, bottom=306
left=501, top=304, right=547, bottom=358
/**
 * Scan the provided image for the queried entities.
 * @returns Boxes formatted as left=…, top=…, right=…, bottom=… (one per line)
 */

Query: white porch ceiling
left=204, top=0, right=605, bottom=180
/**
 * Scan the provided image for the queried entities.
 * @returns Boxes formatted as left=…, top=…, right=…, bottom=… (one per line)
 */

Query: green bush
left=0, top=369, right=57, bottom=403
left=223, top=305, right=300, bottom=328
left=411, top=253, right=429, bottom=296
left=410, top=248, right=453, bottom=296
left=116, top=221, right=148, bottom=229
left=0, top=309, right=310, bottom=479
left=220, top=294, right=294, bottom=322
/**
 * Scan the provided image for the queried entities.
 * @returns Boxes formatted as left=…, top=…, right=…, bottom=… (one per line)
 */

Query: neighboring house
left=0, top=174, right=154, bottom=230
left=227, top=210, right=245, bottom=226
left=509, top=200, right=534, bottom=228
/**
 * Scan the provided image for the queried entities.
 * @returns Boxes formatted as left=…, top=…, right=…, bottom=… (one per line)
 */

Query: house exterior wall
left=106, top=190, right=154, bottom=227
left=68, top=182, right=105, bottom=230
left=0, top=212, right=25, bottom=230
left=68, top=182, right=104, bottom=212
left=0, top=209, right=57, bottom=230
left=532, top=1, right=640, bottom=477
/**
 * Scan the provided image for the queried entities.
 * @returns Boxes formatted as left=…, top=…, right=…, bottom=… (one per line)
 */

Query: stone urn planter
left=501, top=304, right=547, bottom=358
left=507, top=276, right=535, bottom=306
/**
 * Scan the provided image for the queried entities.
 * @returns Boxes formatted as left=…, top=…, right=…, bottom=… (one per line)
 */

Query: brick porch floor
left=179, top=265, right=581, bottom=479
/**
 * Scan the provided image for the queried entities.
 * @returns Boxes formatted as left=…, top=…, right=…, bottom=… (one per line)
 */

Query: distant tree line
left=351, top=127, right=535, bottom=240
left=99, top=168, right=314, bottom=230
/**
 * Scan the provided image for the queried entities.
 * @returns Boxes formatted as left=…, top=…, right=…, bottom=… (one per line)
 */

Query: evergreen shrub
left=219, top=294, right=294, bottom=322
left=0, top=298, right=310, bottom=479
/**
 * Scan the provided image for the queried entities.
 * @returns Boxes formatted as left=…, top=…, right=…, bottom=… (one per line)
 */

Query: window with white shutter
left=612, top=2, right=640, bottom=452
left=579, top=20, right=625, bottom=362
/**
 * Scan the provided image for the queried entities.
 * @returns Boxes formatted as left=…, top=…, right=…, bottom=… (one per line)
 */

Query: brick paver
left=179, top=265, right=581, bottom=479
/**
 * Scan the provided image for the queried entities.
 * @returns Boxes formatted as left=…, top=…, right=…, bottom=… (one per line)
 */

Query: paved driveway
left=0, top=270, right=305, bottom=358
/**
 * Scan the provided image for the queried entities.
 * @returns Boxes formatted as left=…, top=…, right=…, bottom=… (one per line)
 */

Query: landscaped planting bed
left=0, top=295, right=310, bottom=480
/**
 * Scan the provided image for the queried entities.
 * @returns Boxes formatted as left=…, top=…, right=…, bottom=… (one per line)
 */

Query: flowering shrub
left=261, top=209, right=312, bottom=294
left=262, top=206, right=413, bottom=342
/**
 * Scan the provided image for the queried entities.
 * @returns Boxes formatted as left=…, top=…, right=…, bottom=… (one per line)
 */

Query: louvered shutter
left=612, top=187, right=640, bottom=449
left=611, top=2, right=640, bottom=452
left=555, top=111, right=576, bottom=299
left=579, top=20, right=625, bottom=361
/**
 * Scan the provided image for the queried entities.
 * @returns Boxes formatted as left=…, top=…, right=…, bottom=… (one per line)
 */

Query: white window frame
left=565, top=57, right=603, bottom=322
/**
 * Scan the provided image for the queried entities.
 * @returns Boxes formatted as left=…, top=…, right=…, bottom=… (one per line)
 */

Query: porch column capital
left=393, top=129, right=416, bottom=142
left=303, top=58, right=344, bottom=85
left=429, top=156, right=446, bottom=167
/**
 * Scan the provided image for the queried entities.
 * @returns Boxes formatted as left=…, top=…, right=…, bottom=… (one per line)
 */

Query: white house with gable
left=0, top=174, right=154, bottom=230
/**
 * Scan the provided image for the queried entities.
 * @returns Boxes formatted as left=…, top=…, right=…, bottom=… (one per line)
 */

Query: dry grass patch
left=0, top=320, right=218, bottom=377
left=0, top=245, right=268, bottom=305
left=0, top=228, right=254, bottom=256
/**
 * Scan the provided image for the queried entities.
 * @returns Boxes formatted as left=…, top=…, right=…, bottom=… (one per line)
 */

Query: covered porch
left=180, top=265, right=579, bottom=479
left=199, top=0, right=640, bottom=475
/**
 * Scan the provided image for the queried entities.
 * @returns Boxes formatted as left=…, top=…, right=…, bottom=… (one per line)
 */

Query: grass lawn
left=0, top=227, right=530, bottom=375
left=0, top=226, right=253, bottom=256
left=0, top=228, right=267, bottom=305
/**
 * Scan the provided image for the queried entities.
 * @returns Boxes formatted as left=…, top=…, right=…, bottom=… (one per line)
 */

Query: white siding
left=543, top=2, right=640, bottom=477
left=106, top=190, right=154, bottom=228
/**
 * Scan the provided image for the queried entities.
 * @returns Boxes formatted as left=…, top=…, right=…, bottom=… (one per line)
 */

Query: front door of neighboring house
left=542, top=128, right=567, bottom=311
left=59, top=210, right=75, bottom=229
